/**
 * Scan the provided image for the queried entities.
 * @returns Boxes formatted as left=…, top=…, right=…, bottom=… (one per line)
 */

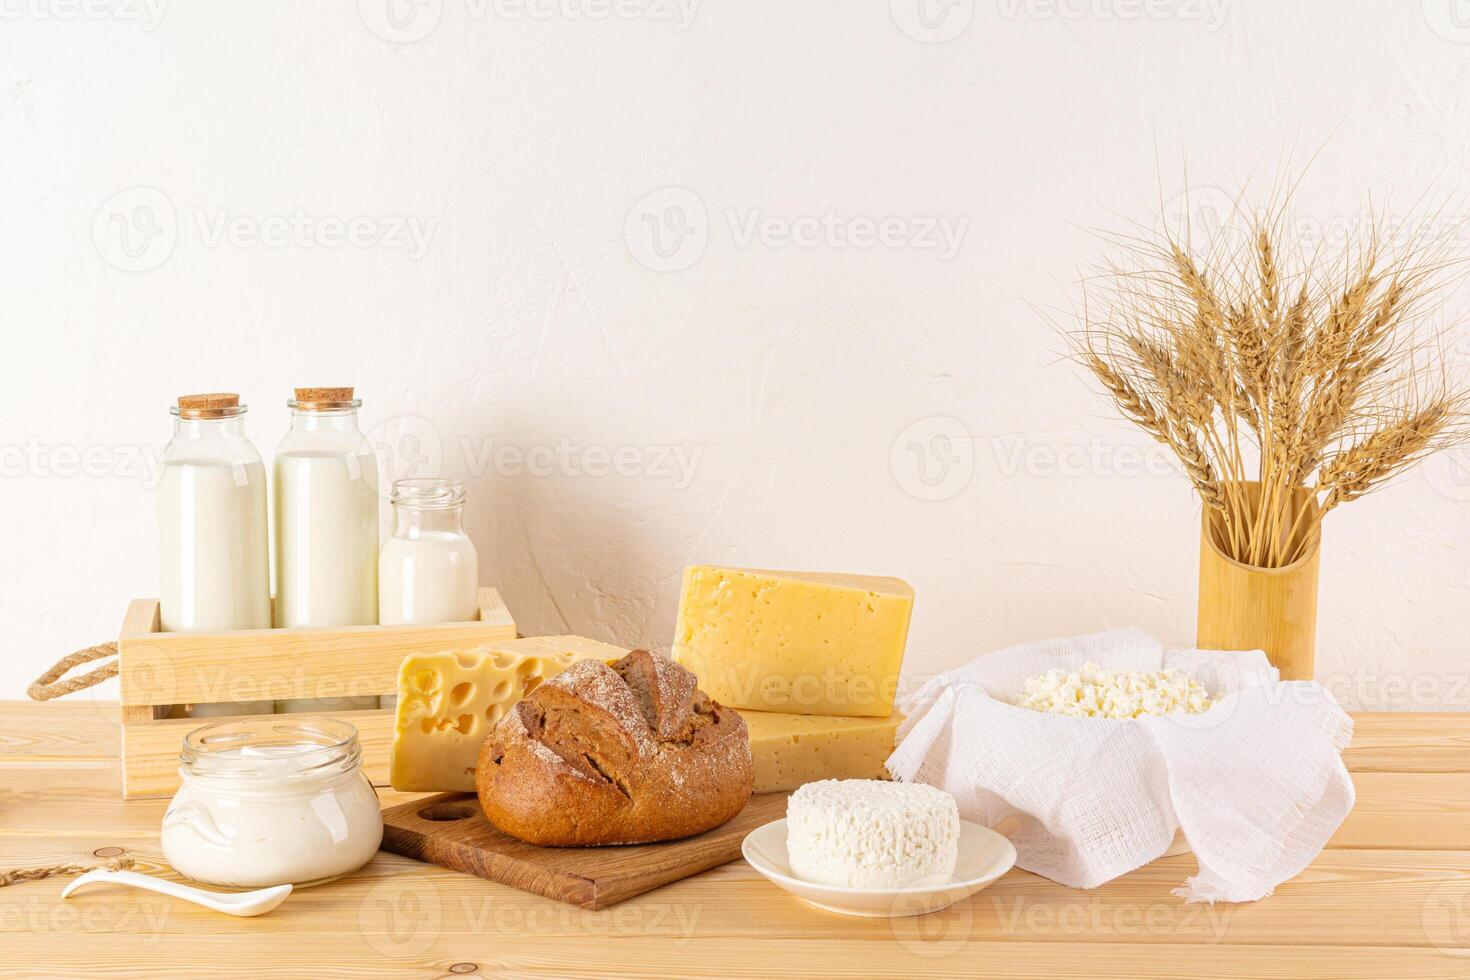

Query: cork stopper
left=176, top=393, right=243, bottom=419
left=290, top=387, right=359, bottom=411
left=295, top=387, right=353, bottom=403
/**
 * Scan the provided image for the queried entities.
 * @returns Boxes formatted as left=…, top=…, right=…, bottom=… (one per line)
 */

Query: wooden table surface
left=3, top=701, right=1469, bottom=978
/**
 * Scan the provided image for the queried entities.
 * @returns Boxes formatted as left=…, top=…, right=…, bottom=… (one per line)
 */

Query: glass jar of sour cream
left=161, top=717, right=383, bottom=888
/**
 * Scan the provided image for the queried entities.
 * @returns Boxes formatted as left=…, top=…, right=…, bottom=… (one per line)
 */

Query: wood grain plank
left=476, top=586, right=515, bottom=631
left=1331, top=772, right=1470, bottom=850
left=0, top=702, right=120, bottom=761
left=11, top=742, right=1470, bottom=852
left=1346, top=713, right=1470, bottom=773
left=116, top=621, right=515, bottom=706
left=115, top=600, right=160, bottom=727
left=2, top=703, right=1469, bottom=979
left=381, top=792, right=791, bottom=909
left=116, top=588, right=516, bottom=706
left=5, top=835, right=1469, bottom=950
left=119, top=599, right=160, bottom=639
left=0, top=941, right=1462, bottom=980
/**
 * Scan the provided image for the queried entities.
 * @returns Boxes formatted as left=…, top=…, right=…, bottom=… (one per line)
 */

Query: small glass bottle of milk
left=158, top=393, right=274, bottom=717
left=273, top=387, right=380, bottom=713
left=379, top=478, right=480, bottom=625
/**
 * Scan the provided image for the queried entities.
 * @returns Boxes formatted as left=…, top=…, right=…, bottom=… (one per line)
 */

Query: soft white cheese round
left=786, top=779, right=960, bottom=888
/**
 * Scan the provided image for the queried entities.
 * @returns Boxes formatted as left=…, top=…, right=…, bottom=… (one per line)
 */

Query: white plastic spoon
left=61, top=869, right=292, bottom=917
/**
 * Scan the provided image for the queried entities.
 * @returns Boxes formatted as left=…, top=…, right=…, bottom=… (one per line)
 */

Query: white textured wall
left=3, top=1, right=1469, bottom=710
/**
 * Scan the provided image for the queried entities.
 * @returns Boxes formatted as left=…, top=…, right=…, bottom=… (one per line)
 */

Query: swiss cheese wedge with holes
left=389, top=636, right=629, bottom=792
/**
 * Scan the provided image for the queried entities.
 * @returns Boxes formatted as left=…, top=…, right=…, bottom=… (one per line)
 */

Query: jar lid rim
left=171, top=404, right=248, bottom=419
left=180, top=717, right=360, bottom=780
left=391, top=477, right=465, bottom=507
left=286, top=399, right=363, bottom=411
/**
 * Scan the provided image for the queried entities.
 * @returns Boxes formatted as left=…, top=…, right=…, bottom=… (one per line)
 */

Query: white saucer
left=741, top=818, right=1017, bottom=917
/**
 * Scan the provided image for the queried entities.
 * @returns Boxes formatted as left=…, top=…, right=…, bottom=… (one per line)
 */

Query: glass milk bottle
left=158, top=393, right=274, bottom=717
left=273, top=387, right=380, bottom=713
left=379, top=478, right=479, bottom=625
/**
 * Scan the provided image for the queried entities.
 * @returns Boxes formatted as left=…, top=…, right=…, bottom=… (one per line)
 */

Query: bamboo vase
left=1195, top=483, right=1322, bottom=681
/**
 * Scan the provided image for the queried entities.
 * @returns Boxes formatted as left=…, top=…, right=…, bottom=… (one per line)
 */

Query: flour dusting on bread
left=544, top=658, right=656, bottom=754
left=476, top=649, right=754, bottom=846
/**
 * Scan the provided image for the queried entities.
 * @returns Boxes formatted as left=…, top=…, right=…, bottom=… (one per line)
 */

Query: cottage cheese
left=1016, top=661, right=1211, bottom=719
left=786, top=779, right=959, bottom=888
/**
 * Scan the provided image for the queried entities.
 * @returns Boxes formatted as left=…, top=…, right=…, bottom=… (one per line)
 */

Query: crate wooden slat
left=118, top=599, right=162, bottom=729
left=117, top=587, right=516, bottom=799
left=118, top=589, right=515, bottom=707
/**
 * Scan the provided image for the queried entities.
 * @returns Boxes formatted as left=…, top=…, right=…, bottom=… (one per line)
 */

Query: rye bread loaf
left=476, top=649, right=754, bottom=846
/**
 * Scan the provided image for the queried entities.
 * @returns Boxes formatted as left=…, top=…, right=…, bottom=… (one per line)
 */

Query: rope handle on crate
left=0, top=855, right=135, bottom=888
left=27, top=642, right=118, bottom=701
left=16, top=651, right=140, bottom=888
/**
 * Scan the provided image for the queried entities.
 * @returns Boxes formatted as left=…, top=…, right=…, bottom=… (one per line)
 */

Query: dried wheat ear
left=1066, top=199, right=1468, bottom=568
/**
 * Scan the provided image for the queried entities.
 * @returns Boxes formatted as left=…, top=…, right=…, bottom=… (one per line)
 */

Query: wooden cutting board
left=380, top=791, right=791, bottom=909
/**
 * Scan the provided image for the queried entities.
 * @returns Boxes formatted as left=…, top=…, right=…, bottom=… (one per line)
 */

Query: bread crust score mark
left=476, top=649, right=755, bottom=847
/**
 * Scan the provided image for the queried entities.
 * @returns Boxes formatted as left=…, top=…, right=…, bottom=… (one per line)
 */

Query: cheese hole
left=490, top=679, right=512, bottom=701
left=422, top=714, right=478, bottom=735
left=411, top=670, right=439, bottom=695
left=456, top=653, right=481, bottom=670
left=486, top=703, right=506, bottom=723
left=517, top=658, right=543, bottom=679
left=491, top=651, right=515, bottom=669
left=450, top=682, right=474, bottom=707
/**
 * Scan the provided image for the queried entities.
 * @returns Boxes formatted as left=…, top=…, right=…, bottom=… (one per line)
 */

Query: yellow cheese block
left=737, top=709, right=903, bottom=793
left=672, top=566, right=913, bottom=717
left=389, top=635, right=628, bottom=792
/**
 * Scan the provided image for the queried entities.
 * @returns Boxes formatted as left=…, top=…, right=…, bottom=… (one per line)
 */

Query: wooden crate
left=116, top=587, right=517, bottom=799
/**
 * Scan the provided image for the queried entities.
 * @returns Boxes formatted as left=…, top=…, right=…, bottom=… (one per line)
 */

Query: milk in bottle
left=273, top=387, right=380, bottom=712
left=157, top=393, right=273, bottom=716
left=378, top=478, right=479, bottom=625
